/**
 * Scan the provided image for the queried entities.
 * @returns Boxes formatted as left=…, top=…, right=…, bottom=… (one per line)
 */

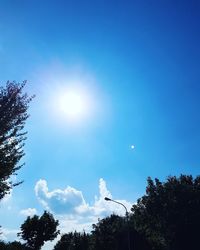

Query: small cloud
left=20, top=208, right=37, bottom=217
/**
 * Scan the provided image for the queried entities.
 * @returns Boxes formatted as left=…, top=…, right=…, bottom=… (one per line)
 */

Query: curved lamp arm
left=104, top=197, right=128, bottom=216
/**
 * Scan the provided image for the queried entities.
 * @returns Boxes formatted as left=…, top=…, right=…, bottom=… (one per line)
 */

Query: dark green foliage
left=0, top=241, right=8, bottom=248
left=0, top=81, right=34, bottom=199
left=7, top=241, right=25, bottom=250
left=0, top=241, right=27, bottom=250
left=54, top=231, right=90, bottom=250
left=53, top=233, right=73, bottom=250
left=131, top=175, right=200, bottom=250
left=91, top=214, right=151, bottom=250
left=91, top=214, right=127, bottom=250
left=18, top=211, right=59, bottom=250
left=54, top=214, right=151, bottom=250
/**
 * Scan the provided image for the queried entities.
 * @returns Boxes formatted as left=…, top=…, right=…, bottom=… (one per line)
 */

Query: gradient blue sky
left=0, top=0, right=200, bottom=246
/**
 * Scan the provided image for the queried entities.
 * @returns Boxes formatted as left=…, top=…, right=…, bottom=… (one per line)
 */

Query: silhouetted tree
left=90, top=214, right=151, bottom=250
left=131, top=175, right=200, bottom=250
left=90, top=214, right=126, bottom=250
left=54, top=231, right=90, bottom=250
left=0, top=241, right=7, bottom=248
left=0, top=241, right=27, bottom=250
left=0, top=81, right=34, bottom=199
left=54, top=232, right=73, bottom=249
left=18, top=211, right=59, bottom=250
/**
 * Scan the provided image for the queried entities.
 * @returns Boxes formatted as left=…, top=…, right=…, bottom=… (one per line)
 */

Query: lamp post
left=104, top=197, right=131, bottom=250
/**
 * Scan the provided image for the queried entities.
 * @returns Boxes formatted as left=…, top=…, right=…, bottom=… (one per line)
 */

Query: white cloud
left=20, top=208, right=37, bottom=217
left=35, top=179, right=87, bottom=214
left=1, top=189, right=13, bottom=212
left=0, top=228, right=18, bottom=242
left=35, top=178, right=133, bottom=235
left=93, top=178, right=132, bottom=217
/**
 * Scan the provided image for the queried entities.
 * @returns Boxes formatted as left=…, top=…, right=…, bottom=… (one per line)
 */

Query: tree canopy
left=131, top=175, right=200, bottom=250
left=18, top=211, right=59, bottom=250
left=54, top=214, right=151, bottom=250
left=54, top=231, right=90, bottom=250
left=0, top=81, right=34, bottom=199
left=0, top=241, right=27, bottom=250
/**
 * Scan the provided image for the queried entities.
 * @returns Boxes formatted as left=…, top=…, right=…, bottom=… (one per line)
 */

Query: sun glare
left=58, top=90, right=87, bottom=118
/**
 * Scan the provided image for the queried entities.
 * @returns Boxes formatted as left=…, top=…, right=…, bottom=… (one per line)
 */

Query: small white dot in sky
left=131, top=145, right=135, bottom=149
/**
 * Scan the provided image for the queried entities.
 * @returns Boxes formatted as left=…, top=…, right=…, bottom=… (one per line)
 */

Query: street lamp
left=104, top=197, right=131, bottom=250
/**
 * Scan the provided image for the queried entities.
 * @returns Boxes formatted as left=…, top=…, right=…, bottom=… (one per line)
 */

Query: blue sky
left=0, top=0, right=200, bottom=247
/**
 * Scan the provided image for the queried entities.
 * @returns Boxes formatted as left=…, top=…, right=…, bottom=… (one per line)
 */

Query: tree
left=54, top=231, right=90, bottom=250
left=131, top=175, right=200, bottom=250
left=0, top=241, right=27, bottom=250
left=53, top=232, right=74, bottom=250
left=0, top=241, right=8, bottom=249
left=90, top=214, right=151, bottom=250
left=53, top=214, right=151, bottom=250
left=18, top=211, right=60, bottom=250
left=90, top=214, right=126, bottom=250
left=0, top=81, right=34, bottom=199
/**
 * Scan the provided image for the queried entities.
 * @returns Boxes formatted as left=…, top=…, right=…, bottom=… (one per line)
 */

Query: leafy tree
left=53, top=214, right=151, bottom=250
left=0, top=81, right=34, bottom=199
left=53, top=232, right=74, bottom=250
left=0, top=241, right=27, bottom=250
left=91, top=214, right=151, bottom=250
left=54, top=231, right=90, bottom=250
left=0, top=241, right=7, bottom=248
left=18, top=211, right=59, bottom=250
left=90, top=214, right=126, bottom=250
left=131, top=175, right=200, bottom=250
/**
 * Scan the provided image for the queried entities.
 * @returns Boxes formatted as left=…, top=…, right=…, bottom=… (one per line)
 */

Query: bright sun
left=58, top=91, right=87, bottom=118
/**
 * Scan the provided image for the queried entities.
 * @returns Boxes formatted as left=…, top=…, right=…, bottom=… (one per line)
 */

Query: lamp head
left=104, top=197, right=111, bottom=201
